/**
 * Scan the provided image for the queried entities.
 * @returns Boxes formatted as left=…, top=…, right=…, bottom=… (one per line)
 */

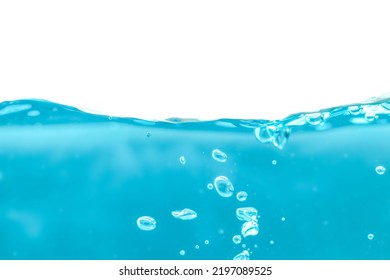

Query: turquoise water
left=0, top=99, right=389, bottom=260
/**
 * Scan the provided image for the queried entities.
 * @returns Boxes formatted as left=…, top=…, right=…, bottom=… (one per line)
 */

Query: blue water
left=0, top=99, right=389, bottom=260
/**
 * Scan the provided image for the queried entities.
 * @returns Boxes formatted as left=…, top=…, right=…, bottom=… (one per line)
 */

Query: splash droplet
left=236, top=207, right=258, bottom=222
left=241, top=220, right=259, bottom=237
left=171, top=208, right=197, bottom=220
left=376, top=165, right=386, bottom=175
left=214, top=176, right=234, bottom=198
left=368, top=234, right=374, bottom=240
left=136, top=216, right=157, bottom=231
left=179, top=156, right=186, bottom=165
left=233, top=250, right=250, bottom=260
left=212, top=149, right=228, bottom=163
left=236, top=191, right=248, bottom=202
left=232, top=235, right=242, bottom=244
left=305, top=112, right=324, bottom=125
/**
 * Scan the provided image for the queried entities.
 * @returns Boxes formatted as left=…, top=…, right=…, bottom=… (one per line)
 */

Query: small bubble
left=204, top=240, right=209, bottom=245
left=270, top=240, right=274, bottom=245
left=207, top=183, right=214, bottom=190
left=368, top=234, right=374, bottom=240
left=180, top=250, right=186, bottom=256
left=375, top=165, right=386, bottom=175
left=108, top=116, right=113, bottom=120
left=254, top=244, right=258, bottom=248
left=212, top=149, right=228, bottom=163
left=305, top=112, right=324, bottom=125
left=281, top=217, right=286, bottom=222
left=136, top=216, right=157, bottom=231
left=232, top=235, right=242, bottom=244
left=236, top=191, right=248, bottom=202
left=348, top=105, right=363, bottom=115
left=242, top=244, right=247, bottom=248
left=214, top=176, right=234, bottom=198
left=365, top=111, right=377, bottom=122
left=146, top=132, right=151, bottom=138
left=195, top=245, right=200, bottom=250
left=179, top=156, right=186, bottom=165
left=272, top=160, right=277, bottom=165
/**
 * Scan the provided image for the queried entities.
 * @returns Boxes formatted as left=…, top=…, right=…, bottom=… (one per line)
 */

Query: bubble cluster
left=136, top=216, right=157, bottom=231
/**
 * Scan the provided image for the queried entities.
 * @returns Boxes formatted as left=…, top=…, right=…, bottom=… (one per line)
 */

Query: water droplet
left=241, top=220, right=259, bottom=237
left=348, top=105, right=363, bottom=115
left=281, top=217, right=286, bottom=222
left=236, top=191, right=248, bottom=202
left=179, top=156, right=186, bottom=165
left=214, top=176, right=234, bottom=198
left=272, top=160, right=277, bottom=165
left=136, top=216, right=157, bottom=231
left=236, top=207, right=258, bottom=222
left=171, top=208, right=197, bottom=220
left=368, top=234, right=374, bottom=240
left=232, top=235, right=242, bottom=244
left=146, top=132, right=151, bottom=138
left=195, top=245, right=200, bottom=250
left=270, top=240, right=274, bottom=245
left=365, top=111, right=377, bottom=122
left=376, top=165, right=386, bottom=175
left=305, top=112, right=324, bottom=125
left=207, top=183, right=213, bottom=190
left=233, top=250, right=250, bottom=260
left=180, top=250, right=186, bottom=256
left=212, top=149, right=228, bottom=163
left=204, top=240, right=209, bottom=245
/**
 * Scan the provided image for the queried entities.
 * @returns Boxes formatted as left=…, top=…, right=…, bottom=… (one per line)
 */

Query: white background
left=1, top=1, right=390, bottom=120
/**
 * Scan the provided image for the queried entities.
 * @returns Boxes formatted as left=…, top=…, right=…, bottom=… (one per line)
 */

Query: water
left=0, top=98, right=390, bottom=260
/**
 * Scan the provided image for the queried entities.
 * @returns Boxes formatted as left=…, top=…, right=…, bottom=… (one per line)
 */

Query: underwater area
left=0, top=98, right=389, bottom=260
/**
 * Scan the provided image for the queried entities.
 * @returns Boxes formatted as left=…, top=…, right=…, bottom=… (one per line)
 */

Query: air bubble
left=214, top=176, right=234, bottom=198
left=376, top=165, right=386, bottom=175
left=281, top=217, right=286, bottom=222
left=232, top=235, right=242, bottom=244
left=180, top=250, right=186, bottom=256
left=381, top=101, right=390, bottom=110
left=204, top=240, right=209, bottom=245
left=270, top=240, right=274, bottom=245
left=146, top=132, right=151, bottom=138
left=368, top=234, right=374, bottom=240
left=365, top=111, right=377, bottom=122
left=348, top=105, right=363, bottom=115
left=212, top=149, right=228, bottom=163
left=195, top=245, right=200, bottom=250
left=254, top=124, right=290, bottom=150
left=236, top=191, right=248, bottom=202
left=236, top=207, right=258, bottom=222
left=305, top=112, right=324, bottom=125
left=207, top=183, right=213, bottom=190
left=179, top=156, right=186, bottom=165
left=171, top=208, right=197, bottom=220
left=241, top=221, right=259, bottom=237
left=272, top=160, right=277, bottom=165
left=233, top=250, right=250, bottom=260
left=136, top=216, right=157, bottom=231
